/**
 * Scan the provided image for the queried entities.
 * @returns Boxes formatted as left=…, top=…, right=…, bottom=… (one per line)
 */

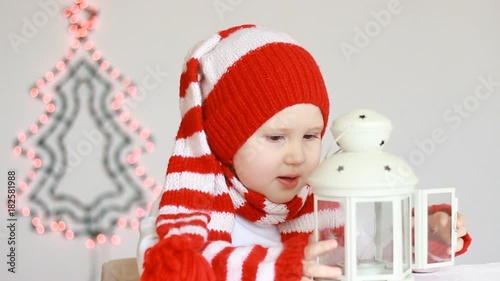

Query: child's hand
left=428, top=211, right=467, bottom=254
left=301, top=234, right=342, bottom=281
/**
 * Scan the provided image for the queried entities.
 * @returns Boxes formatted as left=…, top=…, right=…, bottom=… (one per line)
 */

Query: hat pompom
left=141, top=235, right=215, bottom=281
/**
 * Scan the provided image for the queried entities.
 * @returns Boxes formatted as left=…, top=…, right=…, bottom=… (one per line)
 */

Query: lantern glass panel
left=427, top=192, right=454, bottom=264
left=316, top=199, right=346, bottom=268
left=355, top=201, right=393, bottom=276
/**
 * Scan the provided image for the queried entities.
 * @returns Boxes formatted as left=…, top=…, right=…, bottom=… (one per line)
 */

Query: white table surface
left=414, top=263, right=500, bottom=281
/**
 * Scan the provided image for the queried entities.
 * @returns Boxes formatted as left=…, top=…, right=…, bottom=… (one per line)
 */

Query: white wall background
left=1, top=0, right=499, bottom=280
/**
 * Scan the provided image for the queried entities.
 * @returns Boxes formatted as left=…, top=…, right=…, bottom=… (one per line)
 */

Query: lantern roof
left=309, top=109, right=418, bottom=197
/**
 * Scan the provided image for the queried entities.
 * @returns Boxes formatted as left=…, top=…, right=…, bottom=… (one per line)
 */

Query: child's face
left=232, top=104, right=324, bottom=204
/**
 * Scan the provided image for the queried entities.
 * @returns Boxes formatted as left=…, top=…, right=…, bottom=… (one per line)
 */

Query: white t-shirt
left=231, top=214, right=282, bottom=247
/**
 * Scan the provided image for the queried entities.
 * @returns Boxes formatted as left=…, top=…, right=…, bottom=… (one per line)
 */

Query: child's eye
left=266, top=135, right=284, bottom=142
left=304, top=134, right=320, bottom=140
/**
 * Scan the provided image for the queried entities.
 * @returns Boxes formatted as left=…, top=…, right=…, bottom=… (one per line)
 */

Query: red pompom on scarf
left=141, top=235, right=215, bottom=281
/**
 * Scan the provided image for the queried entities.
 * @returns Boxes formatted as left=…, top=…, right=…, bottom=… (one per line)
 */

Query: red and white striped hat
left=142, top=24, right=330, bottom=280
left=179, top=24, right=330, bottom=165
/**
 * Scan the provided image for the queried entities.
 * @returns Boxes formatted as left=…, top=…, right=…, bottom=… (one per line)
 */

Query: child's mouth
left=277, top=176, right=299, bottom=189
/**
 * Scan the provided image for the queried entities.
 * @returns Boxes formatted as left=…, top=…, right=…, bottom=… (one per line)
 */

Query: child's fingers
left=303, top=239, right=338, bottom=260
left=457, top=224, right=467, bottom=238
left=303, top=237, right=341, bottom=280
left=457, top=213, right=466, bottom=224
left=449, top=237, right=465, bottom=254
left=456, top=213, right=466, bottom=229
left=456, top=238, right=464, bottom=252
left=308, top=232, right=316, bottom=243
left=302, top=262, right=342, bottom=280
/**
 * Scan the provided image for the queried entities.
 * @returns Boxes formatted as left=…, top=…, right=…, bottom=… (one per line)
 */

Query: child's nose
left=284, top=142, right=306, bottom=165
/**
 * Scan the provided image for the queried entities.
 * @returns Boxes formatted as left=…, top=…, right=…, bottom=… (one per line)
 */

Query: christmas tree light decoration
left=12, top=0, right=158, bottom=246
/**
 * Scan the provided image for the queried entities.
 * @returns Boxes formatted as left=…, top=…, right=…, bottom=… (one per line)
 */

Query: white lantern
left=308, top=109, right=458, bottom=281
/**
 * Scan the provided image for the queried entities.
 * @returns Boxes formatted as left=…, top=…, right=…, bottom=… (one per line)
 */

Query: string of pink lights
left=12, top=0, right=162, bottom=249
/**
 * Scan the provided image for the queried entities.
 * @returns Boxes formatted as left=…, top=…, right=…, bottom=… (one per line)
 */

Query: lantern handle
left=323, top=124, right=354, bottom=160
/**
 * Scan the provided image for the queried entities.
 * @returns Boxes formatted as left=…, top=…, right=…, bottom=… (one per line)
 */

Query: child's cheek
left=234, top=138, right=262, bottom=166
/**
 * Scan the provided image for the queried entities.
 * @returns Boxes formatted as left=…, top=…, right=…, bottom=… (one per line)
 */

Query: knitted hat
left=142, top=24, right=330, bottom=281
left=180, top=24, right=329, bottom=165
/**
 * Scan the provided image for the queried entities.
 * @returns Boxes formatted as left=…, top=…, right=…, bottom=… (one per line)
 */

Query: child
left=137, top=24, right=471, bottom=281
